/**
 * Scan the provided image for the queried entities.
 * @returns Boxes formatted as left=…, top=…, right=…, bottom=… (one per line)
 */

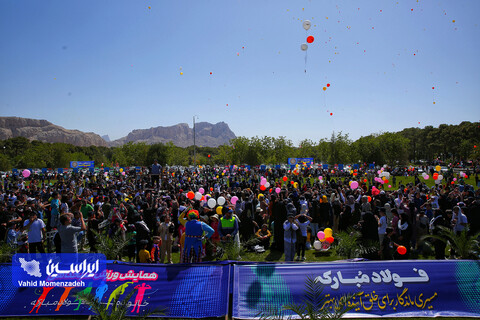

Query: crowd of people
left=1, top=161, right=479, bottom=263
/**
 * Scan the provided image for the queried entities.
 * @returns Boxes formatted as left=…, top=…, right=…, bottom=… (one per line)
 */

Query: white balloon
left=301, top=43, right=308, bottom=51
left=207, top=198, right=217, bottom=209
left=422, top=172, right=427, bottom=177
left=217, top=196, right=226, bottom=206
left=194, top=192, right=202, bottom=200
left=264, top=182, right=270, bottom=188
left=438, top=175, right=444, bottom=180
left=313, top=240, right=322, bottom=250
left=303, top=20, right=311, bottom=30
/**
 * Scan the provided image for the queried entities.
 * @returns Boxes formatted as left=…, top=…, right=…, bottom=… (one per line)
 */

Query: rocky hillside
left=0, top=117, right=108, bottom=147
left=111, top=122, right=236, bottom=147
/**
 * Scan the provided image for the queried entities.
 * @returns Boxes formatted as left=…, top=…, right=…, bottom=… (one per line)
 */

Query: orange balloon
left=367, top=196, right=372, bottom=202
left=323, top=87, right=327, bottom=91
left=397, top=246, right=407, bottom=255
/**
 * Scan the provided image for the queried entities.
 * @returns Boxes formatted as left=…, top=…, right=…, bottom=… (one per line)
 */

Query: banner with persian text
left=0, top=261, right=230, bottom=318
left=233, top=260, right=480, bottom=319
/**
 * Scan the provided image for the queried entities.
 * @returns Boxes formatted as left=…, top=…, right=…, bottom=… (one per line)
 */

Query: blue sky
left=1, top=0, right=479, bottom=144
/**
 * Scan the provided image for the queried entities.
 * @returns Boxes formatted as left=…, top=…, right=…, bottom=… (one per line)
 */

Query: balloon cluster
left=313, top=228, right=334, bottom=250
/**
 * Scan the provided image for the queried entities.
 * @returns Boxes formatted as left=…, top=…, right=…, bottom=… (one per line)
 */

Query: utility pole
left=193, top=116, right=198, bottom=166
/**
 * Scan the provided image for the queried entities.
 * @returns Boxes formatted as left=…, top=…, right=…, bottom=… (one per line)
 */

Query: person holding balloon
left=396, top=213, right=412, bottom=259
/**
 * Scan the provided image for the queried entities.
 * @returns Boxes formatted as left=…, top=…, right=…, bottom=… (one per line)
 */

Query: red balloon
left=187, top=191, right=195, bottom=200
left=367, top=196, right=372, bottom=202
left=327, top=83, right=331, bottom=87
left=207, top=154, right=211, bottom=158
left=432, top=86, right=434, bottom=89
left=282, top=176, right=288, bottom=182
left=260, top=185, right=266, bottom=191
left=210, top=187, right=213, bottom=192
left=326, top=236, right=334, bottom=244
left=306, top=36, right=314, bottom=43
left=397, top=245, right=407, bottom=255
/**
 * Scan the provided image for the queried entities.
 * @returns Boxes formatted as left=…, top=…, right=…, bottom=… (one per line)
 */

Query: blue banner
left=288, top=158, right=314, bottom=166
left=70, top=161, right=94, bottom=169
left=353, top=164, right=360, bottom=169
left=0, top=262, right=230, bottom=318
left=338, top=164, right=344, bottom=171
left=233, top=261, right=480, bottom=318
left=323, top=164, right=329, bottom=169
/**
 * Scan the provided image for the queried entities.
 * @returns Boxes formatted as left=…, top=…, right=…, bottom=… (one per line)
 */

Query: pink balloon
left=22, top=170, right=31, bottom=178
left=317, top=231, right=325, bottom=241
left=199, top=187, right=205, bottom=194
left=231, top=196, right=239, bottom=205
left=121, top=171, right=126, bottom=176
left=388, top=185, right=392, bottom=188
left=318, top=176, right=323, bottom=180
left=350, top=181, right=359, bottom=189
left=424, top=175, right=429, bottom=180
left=275, top=187, right=281, bottom=194
left=453, top=178, right=457, bottom=181
left=260, top=178, right=267, bottom=185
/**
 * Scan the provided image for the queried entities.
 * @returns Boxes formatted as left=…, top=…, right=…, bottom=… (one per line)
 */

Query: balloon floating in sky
left=432, top=87, right=435, bottom=89
left=452, top=20, right=455, bottom=23
left=330, top=113, right=333, bottom=116
left=303, top=20, right=311, bottom=30
left=301, top=43, right=308, bottom=51
left=327, top=83, right=330, bottom=87
left=306, top=36, right=314, bottom=43
left=148, top=6, right=151, bottom=9
left=180, top=72, right=183, bottom=75
left=323, top=87, right=327, bottom=91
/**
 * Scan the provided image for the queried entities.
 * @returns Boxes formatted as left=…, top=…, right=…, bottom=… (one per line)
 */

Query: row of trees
left=0, top=122, right=478, bottom=170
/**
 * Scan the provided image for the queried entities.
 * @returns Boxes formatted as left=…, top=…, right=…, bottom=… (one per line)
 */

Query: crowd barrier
left=1, top=260, right=479, bottom=318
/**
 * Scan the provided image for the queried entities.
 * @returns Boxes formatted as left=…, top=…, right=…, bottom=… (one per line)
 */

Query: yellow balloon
left=324, top=228, right=333, bottom=238
left=216, top=206, right=223, bottom=215
left=294, top=182, right=299, bottom=189
left=349, top=181, right=352, bottom=186
left=180, top=72, right=183, bottom=75
left=435, top=165, right=441, bottom=172
left=119, top=168, right=123, bottom=172
left=258, top=193, right=264, bottom=199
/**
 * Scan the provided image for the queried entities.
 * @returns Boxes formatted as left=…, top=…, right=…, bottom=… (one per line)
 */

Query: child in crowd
left=151, top=236, right=161, bottom=263
left=139, top=240, right=152, bottom=263
left=255, top=224, right=272, bottom=249
left=295, top=213, right=312, bottom=261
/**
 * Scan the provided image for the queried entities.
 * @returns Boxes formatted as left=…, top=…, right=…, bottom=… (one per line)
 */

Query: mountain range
left=0, top=117, right=236, bottom=148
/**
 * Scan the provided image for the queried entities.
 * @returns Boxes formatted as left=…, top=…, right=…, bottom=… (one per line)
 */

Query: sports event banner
left=0, top=261, right=230, bottom=318
left=233, top=260, right=480, bottom=319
